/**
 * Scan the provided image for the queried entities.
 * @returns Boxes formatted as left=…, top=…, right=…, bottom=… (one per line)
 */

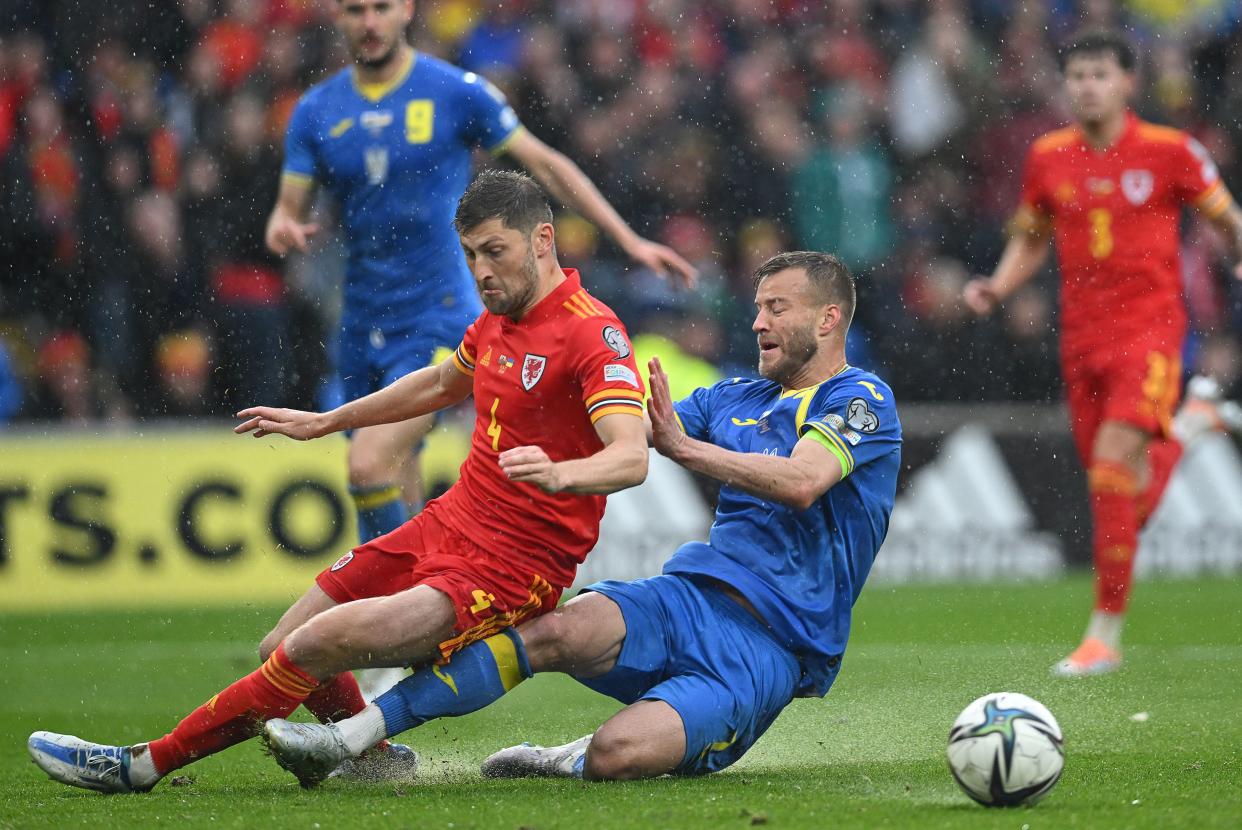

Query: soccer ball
left=947, top=692, right=1064, bottom=807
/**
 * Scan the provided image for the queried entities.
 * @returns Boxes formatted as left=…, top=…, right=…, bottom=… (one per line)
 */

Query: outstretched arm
left=504, top=131, right=697, bottom=287
left=1203, top=200, right=1242, bottom=281
left=265, top=174, right=320, bottom=256
left=235, top=357, right=473, bottom=440
left=498, top=411, right=648, bottom=495
left=963, top=226, right=1052, bottom=316
left=647, top=358, right=841, bottom=511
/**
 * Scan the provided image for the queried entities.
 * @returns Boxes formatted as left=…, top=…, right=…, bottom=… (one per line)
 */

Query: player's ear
left=532, top=222, right=555, bottom=258
left=819, top=303, right=842, bottom=337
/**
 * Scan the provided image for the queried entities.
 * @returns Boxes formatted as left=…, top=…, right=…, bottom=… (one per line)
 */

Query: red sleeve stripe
left=586, top=387, right=644, bottom=406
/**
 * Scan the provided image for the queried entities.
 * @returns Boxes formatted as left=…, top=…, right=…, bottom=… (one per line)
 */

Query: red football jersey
left=426, top=268, right=645, bottom=590
left=1014, top=111, right=1229, bottom=356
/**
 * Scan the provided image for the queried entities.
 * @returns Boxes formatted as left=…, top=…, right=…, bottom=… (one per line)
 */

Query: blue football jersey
left=664, top=366, right=902, bottom=697
left=282, top=51, right=522, bottom=333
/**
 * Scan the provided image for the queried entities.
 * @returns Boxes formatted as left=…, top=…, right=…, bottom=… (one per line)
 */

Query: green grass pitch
left=2, top=575, right=1239, bottom=829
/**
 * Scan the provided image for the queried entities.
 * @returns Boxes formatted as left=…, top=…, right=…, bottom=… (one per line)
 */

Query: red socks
left=1088, top=461, right=1140, bottom=615
left=1089, top=437, right=1183, bottom=617
left=303, top=673, right=369, bottom=725
left=1137, top=437, right=1182, bottom=526
left=303, top=673, right=391, bottom=752
left=147, top=643, right=320, bottom=775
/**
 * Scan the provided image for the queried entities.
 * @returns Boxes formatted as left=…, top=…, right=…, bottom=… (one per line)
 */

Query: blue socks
left=375, top=629, right=532, bottom=736
left=350, top=484, right=407, bottom=543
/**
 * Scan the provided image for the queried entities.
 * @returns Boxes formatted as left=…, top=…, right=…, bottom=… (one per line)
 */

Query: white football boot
left=480, top=734, right=592, bottom=779
left=28, top=732, right=153, bottom=794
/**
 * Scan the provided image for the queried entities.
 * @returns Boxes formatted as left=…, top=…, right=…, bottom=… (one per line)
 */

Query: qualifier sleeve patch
left=845, top=397, right=880, bottom=433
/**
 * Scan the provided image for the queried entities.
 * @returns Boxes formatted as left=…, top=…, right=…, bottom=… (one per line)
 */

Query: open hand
left=265, top=213, right=320, bottom=256
left=647, top=357, right=688, bottom=461
left=626, top=237, right=699, bottom=289
left=234, top=407, right=328, bottom=440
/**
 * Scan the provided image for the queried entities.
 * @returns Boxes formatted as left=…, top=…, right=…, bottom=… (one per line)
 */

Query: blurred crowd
left=2, top=0, right=1242, bottom=425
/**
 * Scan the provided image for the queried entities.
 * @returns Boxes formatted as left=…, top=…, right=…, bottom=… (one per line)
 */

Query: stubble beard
left=354, top=36, right=400, bottom=70
left=482, top=246, right=540, bottom=318
left=759, top=325, right=818, bottom=388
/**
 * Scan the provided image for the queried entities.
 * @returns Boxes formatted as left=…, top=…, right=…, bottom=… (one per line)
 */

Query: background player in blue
left=265, top=0, right=696, bottom=546
left=260, top=251, right=902, bottom=786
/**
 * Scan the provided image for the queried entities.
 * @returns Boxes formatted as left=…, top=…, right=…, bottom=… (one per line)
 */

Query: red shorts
left=1062, top=341, right=1182, bottom=465
left=316, top=507, right=560, bottom=661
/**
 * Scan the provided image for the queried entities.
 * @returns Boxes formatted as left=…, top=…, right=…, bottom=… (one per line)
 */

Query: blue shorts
left=576, top=575, right=800, bottom=776
left=330, top=298, right=477, bottom=409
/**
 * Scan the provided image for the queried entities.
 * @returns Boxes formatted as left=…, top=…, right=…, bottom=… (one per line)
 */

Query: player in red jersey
left=964, top=30, right=1242, bottom=677
left=26, top=170, right=650, bottom=793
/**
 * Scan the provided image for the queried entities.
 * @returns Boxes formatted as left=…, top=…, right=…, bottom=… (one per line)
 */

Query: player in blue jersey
left=265, top=0, right=695, bottom=545
left=260, top=250, right=901, bottom=785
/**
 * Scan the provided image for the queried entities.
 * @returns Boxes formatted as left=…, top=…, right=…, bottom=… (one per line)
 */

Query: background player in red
left=964, top=29, right=1242, bottom=677
left=27, top=170, right=650, bottom=793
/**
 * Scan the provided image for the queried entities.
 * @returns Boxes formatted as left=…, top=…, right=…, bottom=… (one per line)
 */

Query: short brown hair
left=454, top=169, right=554, bottom=235
left=1059, top=29, right=1137, bottom=72
left=754, top=251, right=856, bottom=328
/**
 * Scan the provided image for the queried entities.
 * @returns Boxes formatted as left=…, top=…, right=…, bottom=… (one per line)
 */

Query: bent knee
left=283, top=613, right=347, bottom=671
left=583, top=727, right=653, bottom=781
left=520, top=613, right=575, bottom=672
left=1091, top=422, right=1149, bottom=467
left=258, top=631, right=282, bottom=663
left=347, top=451, right=404, bottom=488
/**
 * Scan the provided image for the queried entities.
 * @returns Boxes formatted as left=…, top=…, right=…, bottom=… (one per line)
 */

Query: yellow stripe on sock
left=261, top=661, right=315, bottom=699
left=352, top=485, right=402, bottom=511
left=266, top=656, right=319, bottom=696
left=482, top=633, right=525, bottom=692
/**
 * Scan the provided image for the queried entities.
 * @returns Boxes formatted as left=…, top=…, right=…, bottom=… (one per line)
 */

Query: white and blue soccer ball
left=947, top=692, right=1064, bottom=807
